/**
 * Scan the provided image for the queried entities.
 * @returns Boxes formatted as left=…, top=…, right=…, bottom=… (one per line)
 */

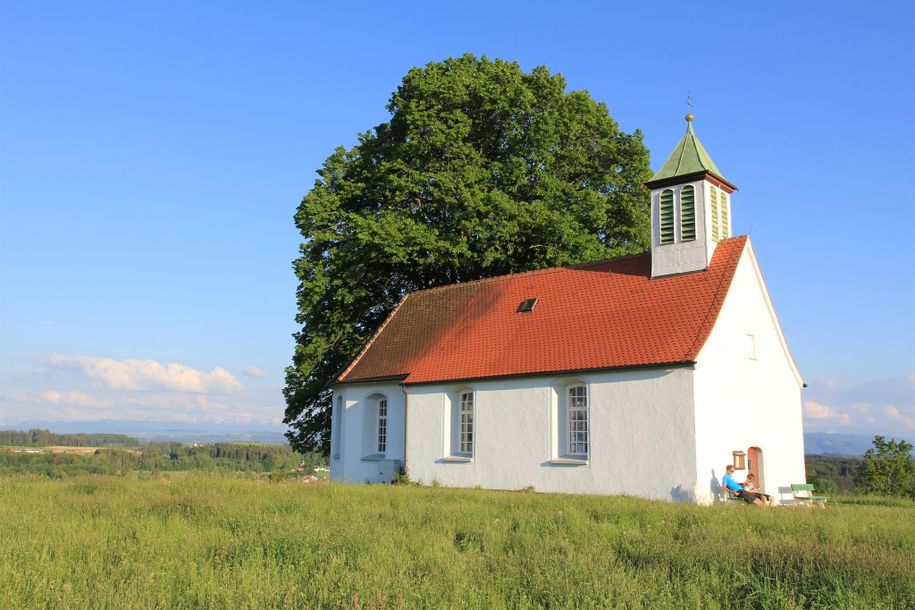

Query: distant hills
left=133, top=430, right=289, bottom=445
left=0, top=420, right=288, bottom=445
left=804, top=432, right=912, bottom=456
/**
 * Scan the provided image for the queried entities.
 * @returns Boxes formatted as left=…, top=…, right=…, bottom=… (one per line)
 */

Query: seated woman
left=722, top=465, right=769, bottom=507
left=742, top=473, right=776, bottom=507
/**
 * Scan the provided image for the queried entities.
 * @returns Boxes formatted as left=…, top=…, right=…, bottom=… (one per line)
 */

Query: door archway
left=748, top=446, right=763, bottom=488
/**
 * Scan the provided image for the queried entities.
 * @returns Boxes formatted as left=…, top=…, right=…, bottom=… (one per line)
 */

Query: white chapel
left=328, top=116, right=806, bottom=504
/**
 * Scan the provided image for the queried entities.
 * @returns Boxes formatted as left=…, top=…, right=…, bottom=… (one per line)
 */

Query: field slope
left=1, top=474, right=913, bottom=609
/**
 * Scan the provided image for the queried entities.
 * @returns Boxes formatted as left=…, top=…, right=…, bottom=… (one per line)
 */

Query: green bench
left=791, top=483, right=828, bottom=507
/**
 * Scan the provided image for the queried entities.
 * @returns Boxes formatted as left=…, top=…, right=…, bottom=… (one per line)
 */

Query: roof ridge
left=675, top=124, right=692, bottom=174
left=409, top=266, right=565, bottom=296
left=570, top=251, right=650, bottom=270
left=412, top=250, right=654, bottom=296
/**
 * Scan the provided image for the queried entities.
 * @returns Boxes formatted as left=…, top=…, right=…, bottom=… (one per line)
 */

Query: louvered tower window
left=680, top=185, right=696, bottom=241
left=659, top=189, right=674, bottom=244
left=720, top=192, right=729, bottom=239
left=710, top=186, right=720, bottom=242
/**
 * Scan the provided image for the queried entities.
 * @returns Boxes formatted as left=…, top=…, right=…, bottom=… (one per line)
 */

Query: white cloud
left=38, top=390, right=111, bottom=409
left=2, top=354, right=285, bottom=427
left=3, top=391, right=270, bottom=425
left=804, top=401, right=835, bottom=419
left=803, top=400, right=852, bottom=425
left=122, top=393, right=231, bottom=412
left=819, top=377, right=839, bottom=390
left=243, top=366, right=269, bottom=378
left=804, top=373, right=915, bottom=435
left=48, top=354, right=243, bottom=394
left=7, top=390, right=113, bottom=409
left=884, top=405, right=915, bottom=429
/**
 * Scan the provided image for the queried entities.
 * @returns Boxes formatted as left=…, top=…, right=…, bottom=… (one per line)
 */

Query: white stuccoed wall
left=330, top=382, right=405, bottom=483
left=404, top=368, right=698, bottom=500
left=692, top=240, right=806, bottom=504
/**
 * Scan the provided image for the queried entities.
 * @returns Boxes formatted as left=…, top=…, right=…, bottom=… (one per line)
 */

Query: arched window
left=377, top=398, right=387, bottom=453
left=720, top=192, right=729, bottom=239
left=659, top=189, right=674, bottom=244
left=361, top=393, right=389, bottom=459
left=680, top=185, right=696, bottom=241
left=567, top=385, right=589, bottom=456
left=459, top=391, right=474, bottom=454
left=710, top=186, right=720, bottom=242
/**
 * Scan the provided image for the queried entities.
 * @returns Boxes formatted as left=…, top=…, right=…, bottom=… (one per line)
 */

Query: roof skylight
left=517, top=298, right=538, bottom=313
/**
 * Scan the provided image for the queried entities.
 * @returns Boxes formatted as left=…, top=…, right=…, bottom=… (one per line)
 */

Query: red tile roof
left=338, top=236, right=748, bottom=385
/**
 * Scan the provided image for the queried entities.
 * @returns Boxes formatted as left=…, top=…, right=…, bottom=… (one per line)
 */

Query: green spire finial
left=646, top=114, right=731, bottom=187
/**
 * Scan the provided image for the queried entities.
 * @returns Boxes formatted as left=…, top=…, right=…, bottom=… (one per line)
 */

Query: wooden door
left=748, top=446, right=762, bottom=487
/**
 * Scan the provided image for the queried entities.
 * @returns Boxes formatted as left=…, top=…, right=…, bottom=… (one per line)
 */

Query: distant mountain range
left=0, top=420, right=288, bottom=445
left=804, top=432, right=912, bottom=456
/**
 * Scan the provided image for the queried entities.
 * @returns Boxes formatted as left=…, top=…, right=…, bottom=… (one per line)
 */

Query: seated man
left=743, top=473, right=776, bottom=507
left=722, top=464, right=768, bottom=507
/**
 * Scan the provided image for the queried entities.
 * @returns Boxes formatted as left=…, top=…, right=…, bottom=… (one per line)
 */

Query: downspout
left=401, top=382, right=409, bottom=476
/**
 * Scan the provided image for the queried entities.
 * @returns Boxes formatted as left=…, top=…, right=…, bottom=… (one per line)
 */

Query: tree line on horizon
left=0, top=445, right=323, bottom=478
left=0, top=428, right=142, bottom=448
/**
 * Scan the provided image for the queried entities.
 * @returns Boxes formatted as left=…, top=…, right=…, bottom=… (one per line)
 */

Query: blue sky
left=1, top=1, right=913, bottom=437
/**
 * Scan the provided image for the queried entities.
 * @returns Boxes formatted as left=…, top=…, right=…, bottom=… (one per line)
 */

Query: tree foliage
left=284, top=54, right=653, bottom=453
left=806, top=454, right=862, bottom=494
left=858, top=435, right=915, bottom=497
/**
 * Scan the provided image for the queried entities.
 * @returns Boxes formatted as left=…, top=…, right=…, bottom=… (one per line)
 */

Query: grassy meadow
left=1, top=474, right=913, bottom=609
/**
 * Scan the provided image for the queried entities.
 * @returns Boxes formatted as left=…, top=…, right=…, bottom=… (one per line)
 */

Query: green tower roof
left=647, top=116, right=733, bottom=188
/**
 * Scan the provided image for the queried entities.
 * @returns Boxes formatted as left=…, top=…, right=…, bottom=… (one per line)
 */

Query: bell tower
left=644, top=115, right=737, bottom=278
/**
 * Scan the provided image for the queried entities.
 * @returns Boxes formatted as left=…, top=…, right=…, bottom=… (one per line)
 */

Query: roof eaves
left=644, top=170, right=738, bottom=192
left=402, top=361, right=698, bottom=387
left=332, top=374, right=409, bottom=386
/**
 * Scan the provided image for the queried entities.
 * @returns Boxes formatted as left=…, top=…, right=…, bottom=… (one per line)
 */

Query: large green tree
left=284, top=54, right=652, bottom=453
left=858, top=435, right=914, bottom=497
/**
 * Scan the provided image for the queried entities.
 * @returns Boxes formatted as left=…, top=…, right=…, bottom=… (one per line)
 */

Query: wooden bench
left=722, top=488, right=744, bottom=504
left=791, top=483, right=828, bottom=507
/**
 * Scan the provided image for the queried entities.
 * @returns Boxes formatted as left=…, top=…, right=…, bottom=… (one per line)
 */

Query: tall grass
left=1, top=474, right=912, bottom=609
